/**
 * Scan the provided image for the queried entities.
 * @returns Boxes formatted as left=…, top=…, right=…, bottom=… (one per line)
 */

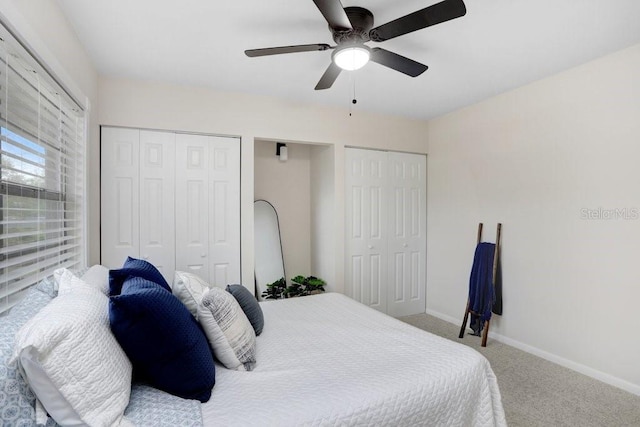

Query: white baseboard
left=425, top=309, right=640, bottom=397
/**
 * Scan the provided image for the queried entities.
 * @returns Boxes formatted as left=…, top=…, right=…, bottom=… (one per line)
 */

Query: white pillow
left=54, top=266, right=109, bottom=296
left=53, top=268, right=92, bottom=296
left=13, top=276, right=132, bottom=426
left=173, top=271, right=215, bottom=317
left=80, top=264, right=110, bottom=295
left=197, top=287, right=256, bottom=371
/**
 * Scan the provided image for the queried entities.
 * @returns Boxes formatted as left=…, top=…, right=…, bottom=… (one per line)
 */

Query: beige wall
left=0, top=0, right=100, bottom=264
left=254, top=141, right=312, bottom=283
left=426, top=43, right=640, bottom=394
left=310, top=144, right=336, bottom=290
left=98, top=77, right=430, bottom=290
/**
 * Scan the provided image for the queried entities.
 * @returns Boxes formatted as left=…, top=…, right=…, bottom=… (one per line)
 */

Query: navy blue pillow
left=226, top=284, right=264, bottom=336
left=109, top=277, right=215, bottom=402
left=109, top=256, right=171, bottom=296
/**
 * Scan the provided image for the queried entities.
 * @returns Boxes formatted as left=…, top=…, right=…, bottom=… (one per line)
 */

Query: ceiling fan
left=245, top=0, right=467, bottom=90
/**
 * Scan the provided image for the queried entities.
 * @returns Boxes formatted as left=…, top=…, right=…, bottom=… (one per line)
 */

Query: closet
left=100, top=127, right=240, bottom=286
left=345, top=148, right=426, bottom=317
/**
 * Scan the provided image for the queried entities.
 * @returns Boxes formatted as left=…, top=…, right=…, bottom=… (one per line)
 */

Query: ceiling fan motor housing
left=331, top=7, right=374, bottom=45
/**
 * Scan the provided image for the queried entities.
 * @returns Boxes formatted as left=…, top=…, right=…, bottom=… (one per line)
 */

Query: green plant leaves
left=262, top=275, right=326, bottom=299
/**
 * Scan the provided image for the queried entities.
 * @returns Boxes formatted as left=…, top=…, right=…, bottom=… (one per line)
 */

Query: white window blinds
left=0, top=23, right=86, bottom=313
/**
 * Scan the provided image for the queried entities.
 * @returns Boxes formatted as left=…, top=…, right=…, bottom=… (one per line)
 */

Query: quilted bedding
left=201, top=293, right=506, bottom=426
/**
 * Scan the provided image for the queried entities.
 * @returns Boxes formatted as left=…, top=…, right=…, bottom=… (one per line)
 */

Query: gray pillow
left=226, top=284, right=264, bottom=336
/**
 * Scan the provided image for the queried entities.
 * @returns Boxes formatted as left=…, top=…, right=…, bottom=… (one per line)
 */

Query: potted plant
left=263, top=276, right=326, bottom=299
left=261, top=277, right=287, bottom=300
left=287, top=275, right=326, bottom=297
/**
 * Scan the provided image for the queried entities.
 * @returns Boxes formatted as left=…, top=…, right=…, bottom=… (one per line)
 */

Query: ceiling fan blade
left=369, top=48, right=428, bottom=77
left=369, top=0, right=466, bottom=42
left=315, top=62, right=341, bottom=90
left=245, top=43, right=331, bottom=57
left=312, top=0, right=353, bottom=31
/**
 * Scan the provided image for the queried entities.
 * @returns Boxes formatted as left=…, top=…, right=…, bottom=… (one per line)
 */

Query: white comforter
left=202, top=293, right=506, bottom=426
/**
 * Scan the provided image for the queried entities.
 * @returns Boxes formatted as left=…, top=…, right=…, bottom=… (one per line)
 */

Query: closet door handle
left=201, top=253, right=207, bottom=258
left=367, top=245, right=374, bottom=249
left=403, top=244, right=408, bottom=248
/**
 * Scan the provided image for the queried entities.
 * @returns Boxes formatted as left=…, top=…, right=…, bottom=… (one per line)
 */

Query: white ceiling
left=56, top=0, right=640, bottom=120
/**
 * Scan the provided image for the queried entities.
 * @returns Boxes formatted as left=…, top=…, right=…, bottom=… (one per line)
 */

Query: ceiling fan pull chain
left=349, top=73, right=357, bottom=116
left=353, top=75, right=357, bottom=104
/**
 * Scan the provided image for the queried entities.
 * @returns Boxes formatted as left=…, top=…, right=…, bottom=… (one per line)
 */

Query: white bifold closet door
left=174, top=133, right=241, bottom=287
left=101, top=127, right=240, bottom=286
left=345, top=148, right=426, bottom=317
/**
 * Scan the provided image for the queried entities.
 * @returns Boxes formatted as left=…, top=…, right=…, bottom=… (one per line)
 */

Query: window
left=0, top=22, right=86, bottom=313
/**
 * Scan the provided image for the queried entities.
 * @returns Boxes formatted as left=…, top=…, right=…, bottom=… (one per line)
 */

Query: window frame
left=0, top=18, right=87, bottom=313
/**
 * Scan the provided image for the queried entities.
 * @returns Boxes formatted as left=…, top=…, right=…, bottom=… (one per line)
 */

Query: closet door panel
left=345, top=148, right=388, bottom=313
left=387, top=152, right=426, bottom=317
left=175, top=134, right=210, bottom=280
left=208, top=136, right=241, bottom=285
left=139, top=130, right=175, bottom=282
left=349, top=184, right=364, bottom=303
left=101, top=127, right=140, bottom=268
left=367, top=182, right=386, bottom=311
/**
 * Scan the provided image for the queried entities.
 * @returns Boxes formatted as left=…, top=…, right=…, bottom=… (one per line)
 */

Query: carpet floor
left=399, top=313, right=640, bottom=427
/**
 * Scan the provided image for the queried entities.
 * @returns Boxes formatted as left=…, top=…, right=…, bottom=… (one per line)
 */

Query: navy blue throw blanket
left=468, top=242, right=496, bottom=335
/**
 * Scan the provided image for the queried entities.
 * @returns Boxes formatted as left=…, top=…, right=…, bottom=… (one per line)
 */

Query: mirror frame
left=253, top=199, right=286, bottom=298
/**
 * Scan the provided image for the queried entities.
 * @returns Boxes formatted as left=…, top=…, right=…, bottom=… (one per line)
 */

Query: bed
left=203, top=293, right=506, bottom=426
left=2, top=271, right=505, bottom=427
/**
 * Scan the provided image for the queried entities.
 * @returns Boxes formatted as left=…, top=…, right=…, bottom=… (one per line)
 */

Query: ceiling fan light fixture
left=333, top=45, right=370, bottom=71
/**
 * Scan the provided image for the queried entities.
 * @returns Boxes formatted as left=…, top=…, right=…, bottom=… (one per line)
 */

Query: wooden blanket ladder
left=458, top=223, right=502, bottom=347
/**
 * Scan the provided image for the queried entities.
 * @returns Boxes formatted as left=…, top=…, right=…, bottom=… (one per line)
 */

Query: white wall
left=426, top=43, right=640, bottom=394
left=98, top=77, right=430, bottom=290
left=0, top=0, right=100, bottom=264
left=310, top=144, right=335, bottom=290
left=254, top=141, right=312, bottom=282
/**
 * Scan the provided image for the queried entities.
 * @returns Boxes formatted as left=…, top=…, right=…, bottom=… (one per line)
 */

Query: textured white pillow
left=54, top=266, right=109, bottom=296
left=13, top=277, right=132, bottom=426
left=80, top=264, right=110, bottom=295
left=173, top=271, right=215, bottom=317
left=197, top=287, right=256, bottom=371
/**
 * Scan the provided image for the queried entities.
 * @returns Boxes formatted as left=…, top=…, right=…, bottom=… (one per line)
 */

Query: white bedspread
left=202, top=293, right=506, bottom=426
